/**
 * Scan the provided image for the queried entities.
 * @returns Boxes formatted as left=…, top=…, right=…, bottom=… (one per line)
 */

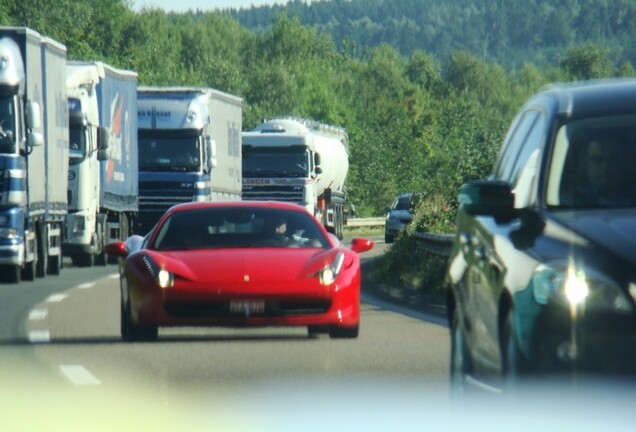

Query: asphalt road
left=0, top=238, right=452, bottom=430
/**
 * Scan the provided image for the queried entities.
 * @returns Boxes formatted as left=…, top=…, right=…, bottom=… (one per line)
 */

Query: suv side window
left=509, top=113, right=544, bottom=186
left=494, top=110, right=540, bottom=181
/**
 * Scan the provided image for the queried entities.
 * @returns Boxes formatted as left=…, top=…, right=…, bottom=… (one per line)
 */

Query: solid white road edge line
left=59, top=365, right=102, bottom=386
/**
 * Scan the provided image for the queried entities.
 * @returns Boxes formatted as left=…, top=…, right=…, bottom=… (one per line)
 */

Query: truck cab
left=135, top=87, right=242, bottom=235
left=242, top=118, right=349, bottom=238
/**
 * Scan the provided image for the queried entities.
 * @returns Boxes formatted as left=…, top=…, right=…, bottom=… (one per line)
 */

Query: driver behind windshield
left=571, top=131, right=635, bottom=207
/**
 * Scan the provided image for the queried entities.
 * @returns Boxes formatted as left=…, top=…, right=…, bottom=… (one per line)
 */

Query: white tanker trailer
left=242, top=118, right=349, bottom=238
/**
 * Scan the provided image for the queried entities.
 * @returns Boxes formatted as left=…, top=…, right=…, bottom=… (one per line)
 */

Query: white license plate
left=230, top=300, right=265, bottom=314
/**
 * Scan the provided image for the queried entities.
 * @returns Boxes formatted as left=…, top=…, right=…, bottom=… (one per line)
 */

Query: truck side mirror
left=97, top=126, right=110, bottom=150
left=313, top=152, right=322, bottom=175
left=97, top=149, right=109, bottom=161
left=28, top=131, right=43, bottom=147
left=26, top=101, right=41, bottom=130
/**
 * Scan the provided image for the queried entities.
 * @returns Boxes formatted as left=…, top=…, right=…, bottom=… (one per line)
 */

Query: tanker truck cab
left=242, top=118, right=349, bottom=239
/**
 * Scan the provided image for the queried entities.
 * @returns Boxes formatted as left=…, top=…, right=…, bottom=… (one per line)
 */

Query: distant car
left=447, top=79, right=636, bottom=392
left=105, top=201, right=374, bottom=341
left=384, top=193, right=415, bottom=243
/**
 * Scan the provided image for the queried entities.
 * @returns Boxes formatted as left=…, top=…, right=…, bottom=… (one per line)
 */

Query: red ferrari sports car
left=105, top=201, right=374, bottom=341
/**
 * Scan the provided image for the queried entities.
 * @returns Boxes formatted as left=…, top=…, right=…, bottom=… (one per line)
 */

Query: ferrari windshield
left=152, top=206, right=329, bottom=250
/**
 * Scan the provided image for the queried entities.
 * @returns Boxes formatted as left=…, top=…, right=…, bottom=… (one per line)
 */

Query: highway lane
left=0, top=240, right=451, bottom=429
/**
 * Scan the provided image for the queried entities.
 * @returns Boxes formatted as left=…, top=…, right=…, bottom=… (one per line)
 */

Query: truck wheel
left=23, top=236, right=37, bottom=281
left=22, top=258, right=36, bottom=281
left=1, top=265, right=21, bottom=283
left=95, top=220, right=108, bottom=266
left=36, top=227, right=48, bottom=278
left=48, top=253, right=61, bottom=275
left=72, top=253, right=94, bottom=268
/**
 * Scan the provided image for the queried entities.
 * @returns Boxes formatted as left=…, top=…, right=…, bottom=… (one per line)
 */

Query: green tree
left=561, top=44, right=615, bottom=80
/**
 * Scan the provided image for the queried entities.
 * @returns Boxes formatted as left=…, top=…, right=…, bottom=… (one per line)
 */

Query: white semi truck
left=0, top=27, right=68, bottom=282
left=64, top=61, right=138, bottom=267
left=242, top=118, right=350, bottom=238
left=135, top=87, right=243, bottom=235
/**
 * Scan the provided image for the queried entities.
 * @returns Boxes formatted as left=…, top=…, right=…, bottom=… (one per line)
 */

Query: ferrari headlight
left=157, top=268, right=174, bottom=289
left=319, top=252, right=345, bottom=286
left=142, top=256, right=174, bottom=289
left=532, top=261, right=632, bottom=313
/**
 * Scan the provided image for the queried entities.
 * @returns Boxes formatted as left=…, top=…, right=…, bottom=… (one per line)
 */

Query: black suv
left=447, top=79, right=636, bottom=392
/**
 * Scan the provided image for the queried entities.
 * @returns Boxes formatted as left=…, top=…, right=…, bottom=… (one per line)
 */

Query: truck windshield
left=0, top=97, right=16, bottom=154
left=139, top=136, right=201, bottom=172
left=69, top=125, right=86, bottom=164
left=243, top=147, right=310, bottom=177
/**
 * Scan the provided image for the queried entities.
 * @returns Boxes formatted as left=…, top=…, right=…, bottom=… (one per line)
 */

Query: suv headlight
left=532, top=261, right=633, bottom=313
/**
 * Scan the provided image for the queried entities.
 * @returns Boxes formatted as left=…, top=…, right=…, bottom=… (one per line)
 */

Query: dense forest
left=229, top=0, right=636, bottom=70
left=0, top=0, right=632, bottom=223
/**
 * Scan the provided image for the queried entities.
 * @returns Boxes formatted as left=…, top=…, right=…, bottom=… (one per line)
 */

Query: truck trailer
left=64, top=61, right=138, bottom=267
left=242, top=117, right=349, bottom=238
left=0, top=27, right=68, bottom=282
left=134, top=87, right=242, bottom=235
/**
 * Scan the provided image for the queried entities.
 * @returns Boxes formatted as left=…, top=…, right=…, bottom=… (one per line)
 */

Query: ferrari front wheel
left=328, top=324, right=359, bottom=339
left=121, top=299, right=157, bottom=342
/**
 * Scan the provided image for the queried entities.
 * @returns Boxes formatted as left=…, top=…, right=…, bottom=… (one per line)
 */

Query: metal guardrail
left=414, top=230, right=454, bottom=258
left=345, top=217, right=385, bottom=227
left=345, top=218, right=454, bottom=258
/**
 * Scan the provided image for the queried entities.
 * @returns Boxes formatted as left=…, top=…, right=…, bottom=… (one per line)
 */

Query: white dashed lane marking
left=77, top=282, right=95, bottom=289
left=46, top=293, right=67, bottom=303
left=60, top=365, right=102, bottom=386
left=28, top=308, right=48, bottom=320
left=28, top=330, right=50, bottom=343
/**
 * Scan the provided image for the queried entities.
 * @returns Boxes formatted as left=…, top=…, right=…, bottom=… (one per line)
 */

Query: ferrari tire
left=121, top=299, right=157, bottom=342
left=328, top=324, right=359, bottom=339
left=307, top=325, right=328, bottom=338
